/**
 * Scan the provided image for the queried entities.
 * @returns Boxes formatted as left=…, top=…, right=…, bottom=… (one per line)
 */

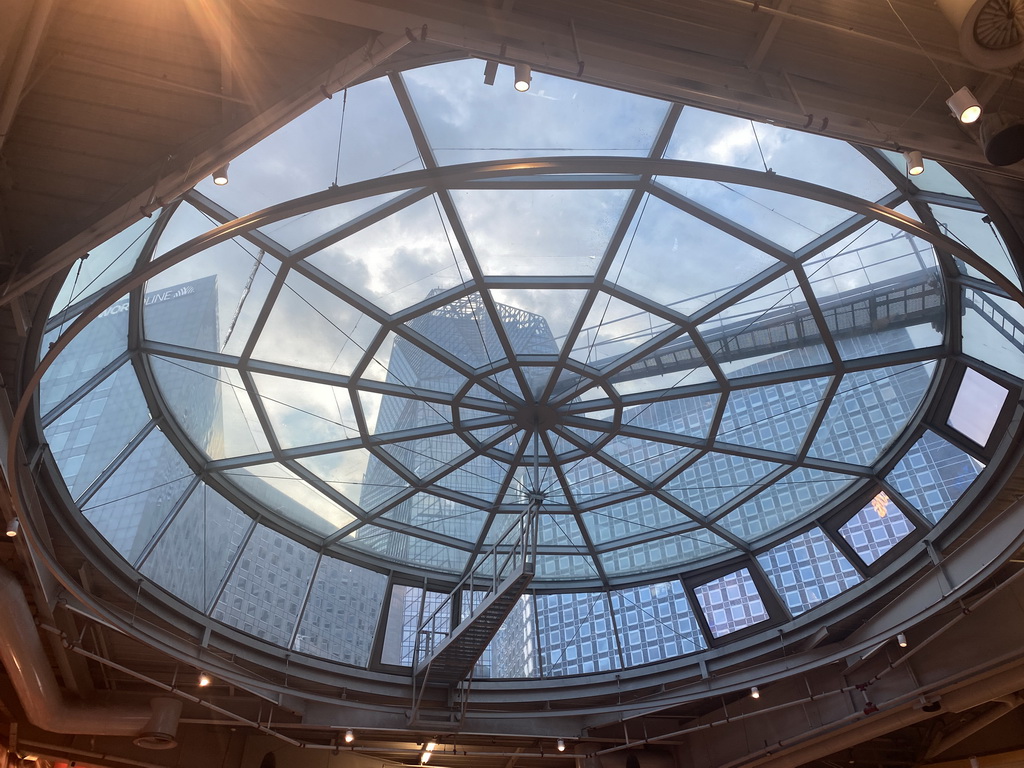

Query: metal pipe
left=0, top=563, right=172, bottom=738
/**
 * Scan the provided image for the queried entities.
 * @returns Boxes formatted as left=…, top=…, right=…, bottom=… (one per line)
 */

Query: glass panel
left=886, top=431, right=983, bottom=525
left=808, top=363, right=934, bottom=466
left=571, top=292, right=681, bottom=369
left=536, top=592, right=621, bottom=676
left=301, top=450, right=408, bottom=512
left=303, top=194, right=470, bottom=315
left=878, top=149, right=971, bottom=196
left=717, top=378, right=830, bottom=454
left=961, top=286, right=1024, bottom=380
left=932, top=204, right=1020, bottom=289
left=451, top=188, right=631, bottom=276
left=293, top=557, right=387, bottom=666
left=948, top=368, right=1008, bottom=446
left=252, top=373, right=360, bottom=448
left=478, top=594, right=539, bottom=678
left=609, top=193, right=778, bottom=315
left=151, top=199, right=218, bottom=259
left=694, top=568, right=770, bottom=638
left=381, top=496, right=489, bottom=545
left=44, top=363, right=150, bottom=500
left=381, top=585, right=449, bottom=666
left=211, top=524, right=318, bottom=646
left=664, top=453, right=780, bottom=517
left=403, top=58, right=668, bottom=165
left=81, top=428, right=194, bottom=564
left=151, top=358, right=271, bottom=460
left=140, top=483, right=252, bottom=612
left=600, top=434, right=695, bottom=480
left=611, top=581, right=706, bottom=664
left=535, top=553, right=602, bottom=580
left=839, top=497, right=914, bottom=565
left=562, top=455, right=641, bottom=503
left=41, top=296, right=128, bottom=417
left=50, top=216, right=158, bottom=317
left=620, top=393, right=720, bottom=441
left=145, top=247, right=281, bottom=357
left=582, top=498, right=692, bottom=545
left=757, top=528, right=862, bottom=615
left=221, top=463, right=355, bottom=536
left=718, top=467, right=853, bottom=542
left=600, top=529, right=734, bottom=575
left=489, top=289, right=587, bottom=356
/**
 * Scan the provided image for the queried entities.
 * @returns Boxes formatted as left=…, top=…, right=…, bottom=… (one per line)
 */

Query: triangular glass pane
left=294, top=448, right=375, bottom=508
left=211, top=524, right=318, bottom=646
left=151, top=200, right=219, bottom=259
left=151, top=357, right=270, bottom=459
left=716, top=378, right=830, bottom=454
left=140, top=483, right=253, bottom=613
left=664, top=453, right=779, bottom=516
left=304, top=195, right=471, bottom=314
left=304, top=450, right=408, bottom=512
left=268, top=192, right=404, bottom=251
left=490, top=289, right=587, bottom=356
left=451, top=188, right=631, bottom=276
left=403, top=58, right=668, bottom=164
left=252, top=270, right=380, bottom=375
left=221, top=463, right=355, bottom=536
left=381, top=496, right=489, bottom=545
left=659, top=176, right=850, bottom=251
left=885, top=430, right=983, bottom=525
left=717, top=467, right=853, bottom=542
left=808, top=362, right=934, bottom=466
left=436, top=454, right=510, bottom=503
left=582, top=498, right=691, bottom=544
left=609, top=193, right=778, bottom=314
left=697, top=271, right=832, bottom=376
left=82, top=428, right=194, bottom=564
left=571, top=292, right=681, bottom=369
left=562, top=455, right=642, bottom=502
left=601, top=528, right=734, bottom=575
left=144, top=245, right=281, bottom=356
left=44, top=363, right=150, bottom=500
left=620, top=392, right=721, bottom=440
left=41, top=295, right=128, bottom=417
left=665, top=106, right=774, bottom=170
left=253, top=372, right=359, bottom=448
left=407, top=293, right=506, bottom=369
left=537, top=513, right=587, bottom=548
left=600, top=435, right=694, bottom=480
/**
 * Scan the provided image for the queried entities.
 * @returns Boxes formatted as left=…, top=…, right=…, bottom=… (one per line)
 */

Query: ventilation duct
left=979, top=112, right=1024, bottom=166
left=936, top=0, right=1024, bottom=69
left=0, top=564, right=183, bottom=748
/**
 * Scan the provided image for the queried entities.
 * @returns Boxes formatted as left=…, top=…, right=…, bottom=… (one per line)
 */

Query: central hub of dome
left=515, top=403, right=560, bottom=431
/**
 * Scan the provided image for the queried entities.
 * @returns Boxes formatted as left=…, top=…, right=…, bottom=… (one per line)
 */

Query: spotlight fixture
left=970, top=757, right=980, bottom=768
left=903, top=150, right=925, bottom=177
left=344, top=729, right=354, bottom=744
left=5, top=518, right=19, bottom=537
left=557, top=739, right=566, bottom=752
left=425, top=740, right=437, bottom=753
left=946, top=86, right=982, bottom=124
left=198, top=671, right=212, bottom=687
left=212, top=163, right=230, bottom=186
left=897, top=632, right=908, bottom=648
left=514, top=63, right=531, bottom=92
left=751, top=686, right=760, bottom=699
left=420, top=751, right=431, bottom=764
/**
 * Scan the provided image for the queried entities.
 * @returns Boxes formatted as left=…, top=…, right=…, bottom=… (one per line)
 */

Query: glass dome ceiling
left=35, top=58, right=1021, bottom=677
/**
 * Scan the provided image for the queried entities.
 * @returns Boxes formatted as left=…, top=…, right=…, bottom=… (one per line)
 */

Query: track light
left=425, top=740, right=437, bottom=753
left=557, top=739, right=566, bottom=752
left=903, top=150, right=925, bottom=177
left=514, top=63, right=531, bottom=92
left=751, top=685, right=760, bottom=699
left=420, top=751, right=431, bottom=764
left=5, top=518, right=19, bottom=537
left=212, top=163, right=230, bottom=186
left=198, top=671, right=212, bottom=687
left=897, top=632, right=908, bottom=648
left=344, top=729, right=354, bottom=743
left=946, top=86, right=982, bottom=124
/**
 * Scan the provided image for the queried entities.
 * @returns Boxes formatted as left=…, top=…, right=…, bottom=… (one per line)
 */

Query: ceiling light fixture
left=5, top=518, right=19, bottom=537
left=897, top=632, right=908, bottom=648
left=344, top=729, right=354, bottom=743
left=212, top=163, right=230, bottom=186
left=751, top=686, right=760, bottom=699
left=947, top=86, right=982, bottom=124
left=557, top=739, right=566, bottom=752
left=420, top=751, right=432, bottom=764
left=514, top=63, right=531, bottom=92
left=425, top=739, right=437, bottom=753
left=198, top=671, right=212, bottom=687
left=903, top=150, right=925, bottom=176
